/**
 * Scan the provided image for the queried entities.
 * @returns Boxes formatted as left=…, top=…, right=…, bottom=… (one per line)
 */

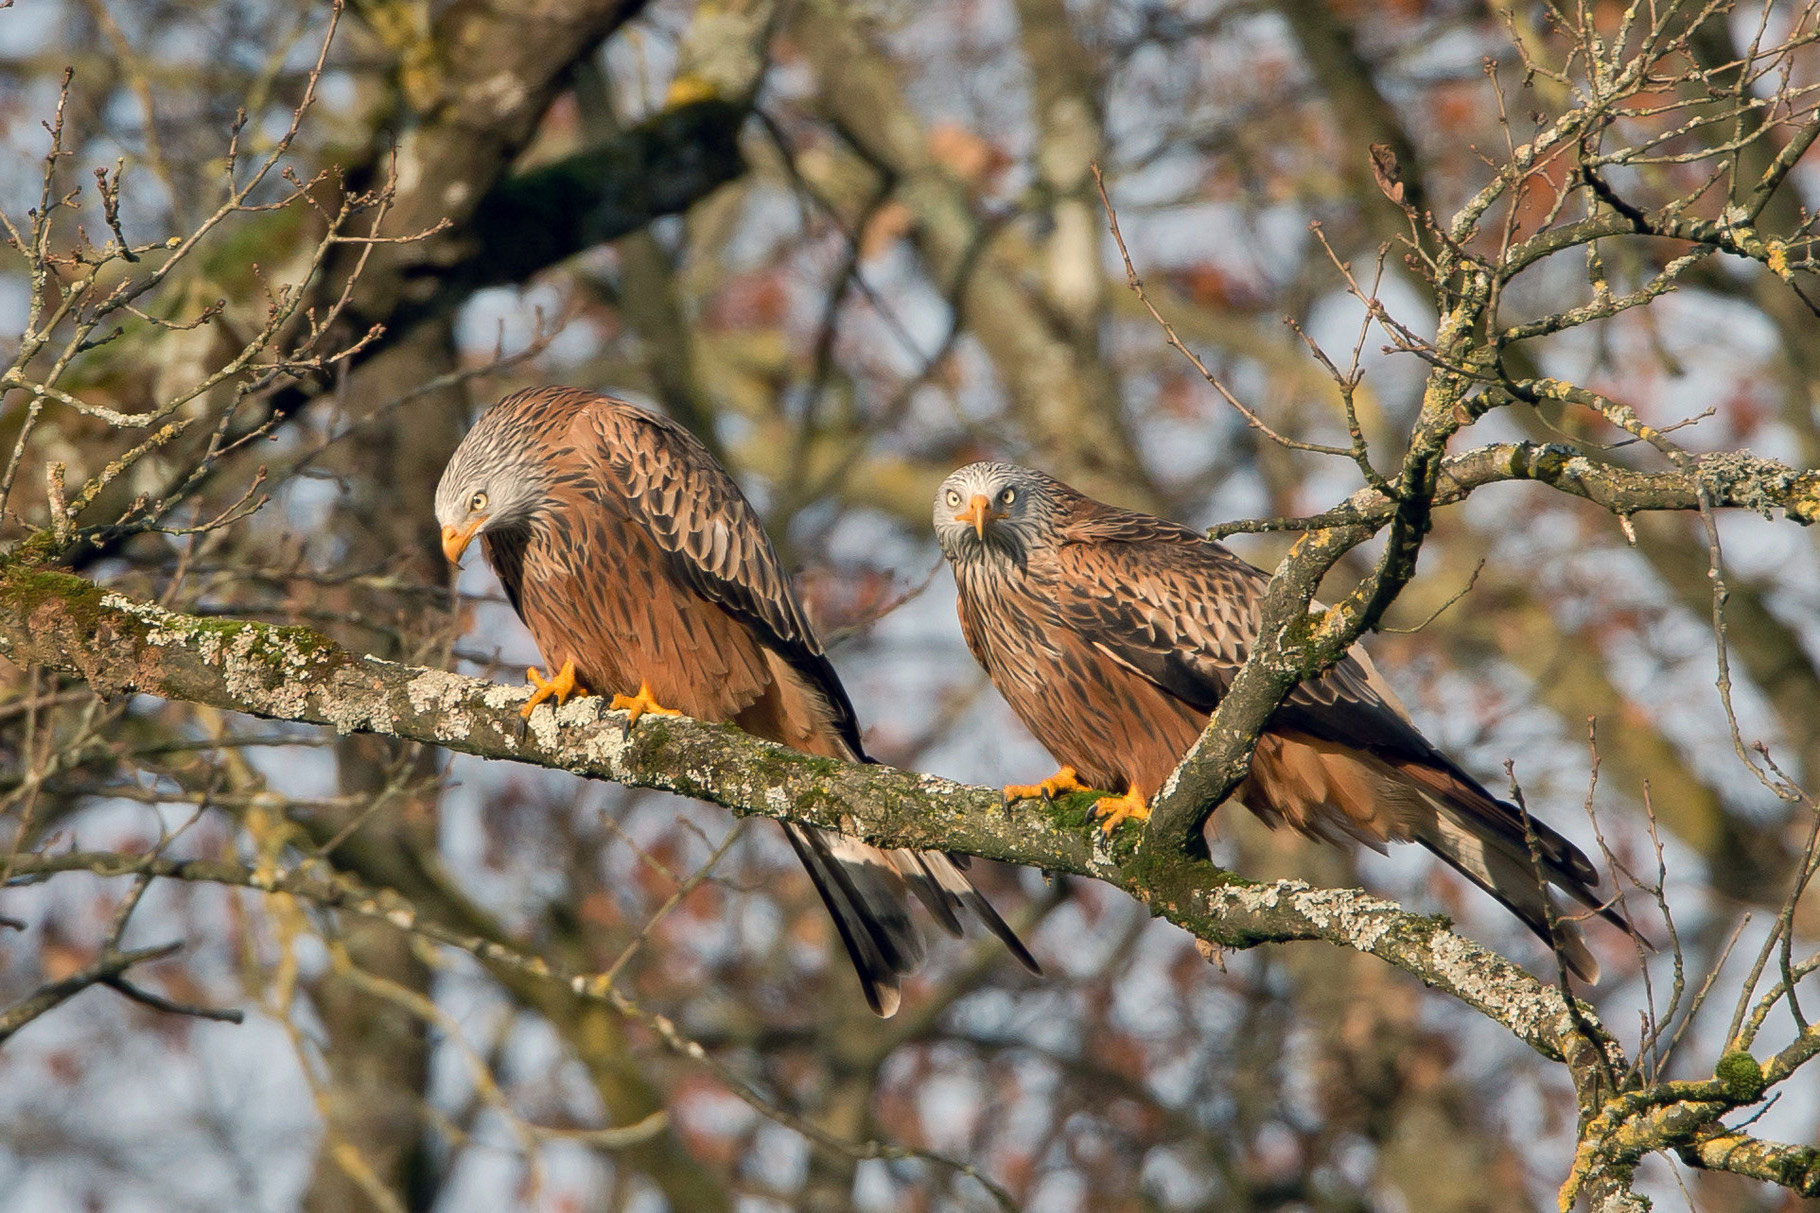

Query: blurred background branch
left=4, top=0, right=1820, bottom=1209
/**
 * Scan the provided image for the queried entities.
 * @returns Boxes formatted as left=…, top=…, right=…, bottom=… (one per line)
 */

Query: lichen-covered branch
left=1215, top=445, right=1820, bottom=538
left=0, top=556, right=1613, bottom=1061
left=19, top=557, right=1815, bottom=1198
left=1682, top=1131, right=1820, bottom=1196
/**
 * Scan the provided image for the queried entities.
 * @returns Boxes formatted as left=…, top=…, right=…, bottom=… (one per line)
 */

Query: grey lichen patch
left=319, top=688, right=387, bottom=736
left=522, top=703, right=566, bottom=752
left=1418, top=927, right=1571, bottom=1053
left=1213, top=878, right=1310, bottom=915
left=236, top=626, right=323, bottom=685
left=1293, top=884, right=1396, bottom=951
left=101, top=591, right=190, bottom=651
left=1695, top=451, right=1800, bottom=519
left=104, top=586, right=345, bottom=721
left=195, top=631, right=224, bottom=664
left=100, top=591, right=175, bottom=626
left=553, top=697, right=596, bottom=728
left=518, top=696, right=620, bottom=760
left=573, top=717, right=632, bottom=772
left=406, top=668, right=471, bottom=715
left=404, top=668, right=483, bottom=738
left=481, top=683, right=525, bottom=712
left=1213, top=879, right=1398, bottom=950
left=219, top=627, right=306, bottom=717
left=516, top=699, right=600, bottom=757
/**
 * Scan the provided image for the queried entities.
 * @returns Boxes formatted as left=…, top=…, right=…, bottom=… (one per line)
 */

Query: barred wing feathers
left=1050, top=501, right=1621, bottom=980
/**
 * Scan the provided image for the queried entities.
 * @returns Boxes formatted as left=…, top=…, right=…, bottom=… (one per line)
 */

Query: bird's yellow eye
left=1001, top=488, right=1016, bottom=505
left=470, top=491, right=489, bottom=513
left=945, top=490, right=961, bottom=508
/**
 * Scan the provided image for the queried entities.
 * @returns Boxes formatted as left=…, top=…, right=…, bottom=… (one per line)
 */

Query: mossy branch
left=0, top=556, right=1607, bottom=1057
left=8, top=558, right=1820, bottom=1197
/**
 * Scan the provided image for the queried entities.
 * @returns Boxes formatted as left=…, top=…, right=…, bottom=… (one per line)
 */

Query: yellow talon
left=610, top=681, right=682, bottom=727
left=1004, top=766, right=1091, bottom=802
left=522, top=659, right=587, bottom=718
left=1091, top=789, right=1151, bottom=835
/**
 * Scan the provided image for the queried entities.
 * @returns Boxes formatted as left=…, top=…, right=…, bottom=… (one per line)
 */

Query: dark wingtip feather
left=928, top=852, right=1042, bottom=974
left=780, top=823, right=917, bottom=1017
left=900, top=850, right=967, bottom=937
left=1405, top=773, right=1647, bottom=983
left=781, top=824, right=1042, bottom=1015
left=965, top=888, right=1043, bottom=975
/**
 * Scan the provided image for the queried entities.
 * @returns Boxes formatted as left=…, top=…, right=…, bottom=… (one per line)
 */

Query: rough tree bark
left=6, top=468, right=1820, bottom=1202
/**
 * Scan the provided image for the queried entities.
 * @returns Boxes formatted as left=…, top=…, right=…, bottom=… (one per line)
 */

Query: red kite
left=437, top=389, right=1037, bottom=1014
left=934, top=461, right=1627, bottom=980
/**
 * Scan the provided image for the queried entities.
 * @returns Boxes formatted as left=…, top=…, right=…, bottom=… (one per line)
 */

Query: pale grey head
left=433, top=401, right=555, bottom=563
left=931, top=462, right=1067, bottom=568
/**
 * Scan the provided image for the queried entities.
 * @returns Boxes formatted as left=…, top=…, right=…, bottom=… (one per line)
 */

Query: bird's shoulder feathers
left=568, top=400, right=866, bottom=757
left=1047, top=500, right=1450, bottom=772
left=1047, top=502, right=1264, bottom=710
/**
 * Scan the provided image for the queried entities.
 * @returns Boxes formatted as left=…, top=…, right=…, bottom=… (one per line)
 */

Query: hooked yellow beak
left=441, top=517, right=486, bottom=563
left=953, top=493, right=1002, bottom=541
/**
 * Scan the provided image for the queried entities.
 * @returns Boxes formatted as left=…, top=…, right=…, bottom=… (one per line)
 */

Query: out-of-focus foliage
left=2, top=0, right=1819, bottom=1209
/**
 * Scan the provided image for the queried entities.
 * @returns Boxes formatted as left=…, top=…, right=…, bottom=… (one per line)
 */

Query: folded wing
left=1052, top=504, right=1626, bottom=980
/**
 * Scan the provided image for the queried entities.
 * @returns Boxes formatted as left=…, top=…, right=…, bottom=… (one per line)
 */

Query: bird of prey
left=933, top=461, right=1627, bottom=980
left=435, top=387, right=1037, bottom=1015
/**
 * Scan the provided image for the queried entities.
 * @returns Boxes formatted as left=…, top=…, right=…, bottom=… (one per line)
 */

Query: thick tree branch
left=0, top=557, right=1615, bottom=1067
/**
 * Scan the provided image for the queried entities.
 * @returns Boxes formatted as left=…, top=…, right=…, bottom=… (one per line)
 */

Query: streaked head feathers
left=931, top=462, right=1067, bottom=566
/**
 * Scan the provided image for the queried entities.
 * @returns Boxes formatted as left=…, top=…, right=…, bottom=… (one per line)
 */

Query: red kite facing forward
left=436, top=388, right=1037, bottom=1014
left=933, top=461, right=1627, bottom=980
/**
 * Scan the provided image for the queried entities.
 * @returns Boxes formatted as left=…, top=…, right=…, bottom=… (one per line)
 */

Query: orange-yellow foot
left=522, top=660, right=587, bottom=719
left=1003, top=766, right=1091, bottom=803
left=1091, top=789, right=1151, bottom=835
left=610, top=681, right=682, bottom=727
